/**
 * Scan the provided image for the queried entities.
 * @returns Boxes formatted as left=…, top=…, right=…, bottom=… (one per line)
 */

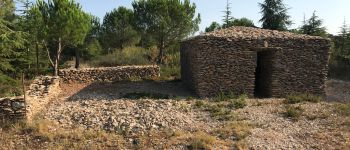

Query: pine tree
left=259, top=0, right=292, bottom=31
left=33, top=0, right=91, bottom=76
left=222, top=0, right=233, bottom=28
left=299, top=11, right=327, bottom=37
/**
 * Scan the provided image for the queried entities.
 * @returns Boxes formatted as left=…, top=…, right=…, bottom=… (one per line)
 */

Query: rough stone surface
left=181, top=26, right=331, bottom=98
left=26, top=76, right=60, bottom=121
left=0, top=76, right=60, bottom=122
left=59, top=66, right=160, bottom=83
left=0, top=97, right=26, bottom=121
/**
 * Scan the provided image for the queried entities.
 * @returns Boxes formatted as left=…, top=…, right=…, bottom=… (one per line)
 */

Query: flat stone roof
left=201, top=26, right=328, bottom=40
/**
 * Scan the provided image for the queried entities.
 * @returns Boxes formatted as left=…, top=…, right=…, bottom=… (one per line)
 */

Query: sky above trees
left=18, top=0, right=350, bottom=35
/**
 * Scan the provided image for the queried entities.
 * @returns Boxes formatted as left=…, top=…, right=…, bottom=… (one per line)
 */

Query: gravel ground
left=40, top=80, right=350, bottom=149
left=239, top=99, right=349, bottom=150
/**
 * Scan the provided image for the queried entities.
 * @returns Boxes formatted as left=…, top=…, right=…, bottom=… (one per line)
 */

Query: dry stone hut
left=180, top=27, right=331, bottom=98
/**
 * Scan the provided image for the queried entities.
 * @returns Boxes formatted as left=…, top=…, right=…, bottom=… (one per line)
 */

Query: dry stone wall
left=181, top=27, right=330, bottom=98
left=59, top=66, right=160, bottom=83
left=0, top=76, right=60, bottom=122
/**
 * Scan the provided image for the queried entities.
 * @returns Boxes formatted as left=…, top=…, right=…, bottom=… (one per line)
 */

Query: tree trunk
left=53, top=38, right=62, bottom=76
left=36, top=42, right=39, bottom=75
left=157, top=41, right=165, bottom=64
left=75, top=49, right=80, bottom=69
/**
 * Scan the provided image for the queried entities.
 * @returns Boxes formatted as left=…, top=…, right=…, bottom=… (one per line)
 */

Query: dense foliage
left=259, top=0, right=292, bottom=31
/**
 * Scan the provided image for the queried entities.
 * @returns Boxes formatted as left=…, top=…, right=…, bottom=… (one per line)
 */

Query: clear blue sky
left=20, top=0, right=350, bottom=35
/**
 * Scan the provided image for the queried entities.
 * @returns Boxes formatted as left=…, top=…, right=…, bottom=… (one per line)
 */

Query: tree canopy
left=132, top=0, right=201, bottom=64
left=259, top=0, right=292, bottom=31
left=299, top=11, right=327, bottom=37
left=33, top=0, right=91, bottom=75
left=101, top=7, right=139, bottom=51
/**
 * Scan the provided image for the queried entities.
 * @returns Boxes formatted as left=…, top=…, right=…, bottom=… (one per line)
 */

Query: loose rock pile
left=181, top=26, right=330, bottom=98
left=59, top=66, right=160, bottom=83
left=44, top=99, right=216, bottom=136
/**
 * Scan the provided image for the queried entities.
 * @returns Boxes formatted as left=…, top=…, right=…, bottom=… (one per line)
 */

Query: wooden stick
left=22, top=73, right=26, bottom=101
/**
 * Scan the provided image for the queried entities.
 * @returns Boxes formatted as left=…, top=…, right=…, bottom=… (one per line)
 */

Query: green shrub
left=336, top=103, right=350, bottom=116
left=160, top=65, right=180, bottom=80
left=228, top=94, right=247, bottom=109
left=91, top=46, right=152, bottom=67
left=122, top=92, right=170, bottom=99
left=285, top=93, right=323, bottom=104
left=0, top=74, right=21, bottom=97
left=284, top=106, right=304, bottom=120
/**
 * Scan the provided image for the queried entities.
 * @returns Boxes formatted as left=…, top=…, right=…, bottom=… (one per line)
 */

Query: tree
left=299, top=11, right=327, bottom=37
left=133, top=0, right=201, bottom=64
left=101, top=7, right=139, bottom=51
left=0, top=0, right=16, bottom=20
left=259, top=0, right=292, bottom=31
left=33, top=0, right=91, bottom=76
left=205, top=22, right=221, bottom=32
left=222, top=0, right=234, bottom=28
left=231, top=18, right=256, bottom=27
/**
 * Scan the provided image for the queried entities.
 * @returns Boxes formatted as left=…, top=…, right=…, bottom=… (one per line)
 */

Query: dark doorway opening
left=254, top=50, right=274, bottom=98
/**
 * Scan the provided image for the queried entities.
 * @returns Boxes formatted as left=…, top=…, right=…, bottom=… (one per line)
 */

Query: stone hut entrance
left=180, top=27, right=331, bottom=98
left=254, top=48, right=277, bottom=98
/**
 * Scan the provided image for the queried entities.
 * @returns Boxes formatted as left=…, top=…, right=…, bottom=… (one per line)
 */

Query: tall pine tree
left=259, top=0, right=291, bottom=31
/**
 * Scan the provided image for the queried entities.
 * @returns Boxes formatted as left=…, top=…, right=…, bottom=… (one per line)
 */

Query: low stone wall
left=26, top=76, right=60, bottom=121
left=0, top=97, right=26, bottom=121
left=0, top=76, right=60, bottom=122
left=59, top=66, right=160, bottom=83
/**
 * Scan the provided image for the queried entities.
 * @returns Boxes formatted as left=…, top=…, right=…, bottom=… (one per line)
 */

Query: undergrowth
left=285, top=93, right=324, bottom=104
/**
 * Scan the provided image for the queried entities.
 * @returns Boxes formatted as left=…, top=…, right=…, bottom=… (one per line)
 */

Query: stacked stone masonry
left=59, top=66, right=160, bottom=83
left=0, top=76, right=60, bottom=122
left=181, top=27, right=330, bottom=98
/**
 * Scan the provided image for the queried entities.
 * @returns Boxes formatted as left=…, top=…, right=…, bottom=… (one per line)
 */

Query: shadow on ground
left=65, top=80, right=195, bottom=101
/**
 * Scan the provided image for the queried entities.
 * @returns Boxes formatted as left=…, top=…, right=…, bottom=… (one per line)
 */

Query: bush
left=284, top=106, right=304, bottom=120
left=336, top=103, right=350, bottom=116
left=228, top=94, right=247, bottom=109
left=91, top=46, right=152, bottom=67
left=285, top=93, right=323, bottom=104
left=0, top=74, right=21, bottom=97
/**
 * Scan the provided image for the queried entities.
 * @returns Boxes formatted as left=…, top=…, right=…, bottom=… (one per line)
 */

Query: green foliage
left=222, top=0, right=233, bottom=28
left=231, top=18, right=256, bottom=27
left=205, top=22, right=221, bottom=32
left=335, top=103, right=350, bottom=117
left=122, top=92, right=170, bottom=99
left=0, top=0, right=15, bottom=20
left=228, top=94, right=248, bottom=109
left=0, top=74, right=21, bottom=97
left=299, top=11, right=327, bottom=37
left=100, top=7, right=140, bottom=51
left=33, top=0, right=91, bottom=75
left=81, top=39, right=102, bottom=60
left=284, top=106, right=304, bottom=120
left=91, top=46, right=151, bottom=67
left=259, top=0, right=292, bottom=30
left=285, top=93, right=323, bottom=104
left=133, top=0, right=201, bottom=64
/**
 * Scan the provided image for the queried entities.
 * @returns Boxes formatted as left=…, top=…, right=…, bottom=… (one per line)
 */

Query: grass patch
left=187, top=131, right=217, bottom=150
left=193, top=101, right=236, bottom=121
left=228, top=94, right=248, bottom=109
left=0, top=120, right=127, bottom=149
left=284, top=106, right=304, bottom=120
left=216, top=121, right=252, bottom=141
left=285, top=93, right=324, bottom=104
left=335, top=103, right=350, bottom=116
left=122, top=92, right=170, bottom=99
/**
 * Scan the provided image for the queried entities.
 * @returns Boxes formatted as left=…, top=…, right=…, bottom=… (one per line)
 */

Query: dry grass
left=0, top=120, right=127, bottom=150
